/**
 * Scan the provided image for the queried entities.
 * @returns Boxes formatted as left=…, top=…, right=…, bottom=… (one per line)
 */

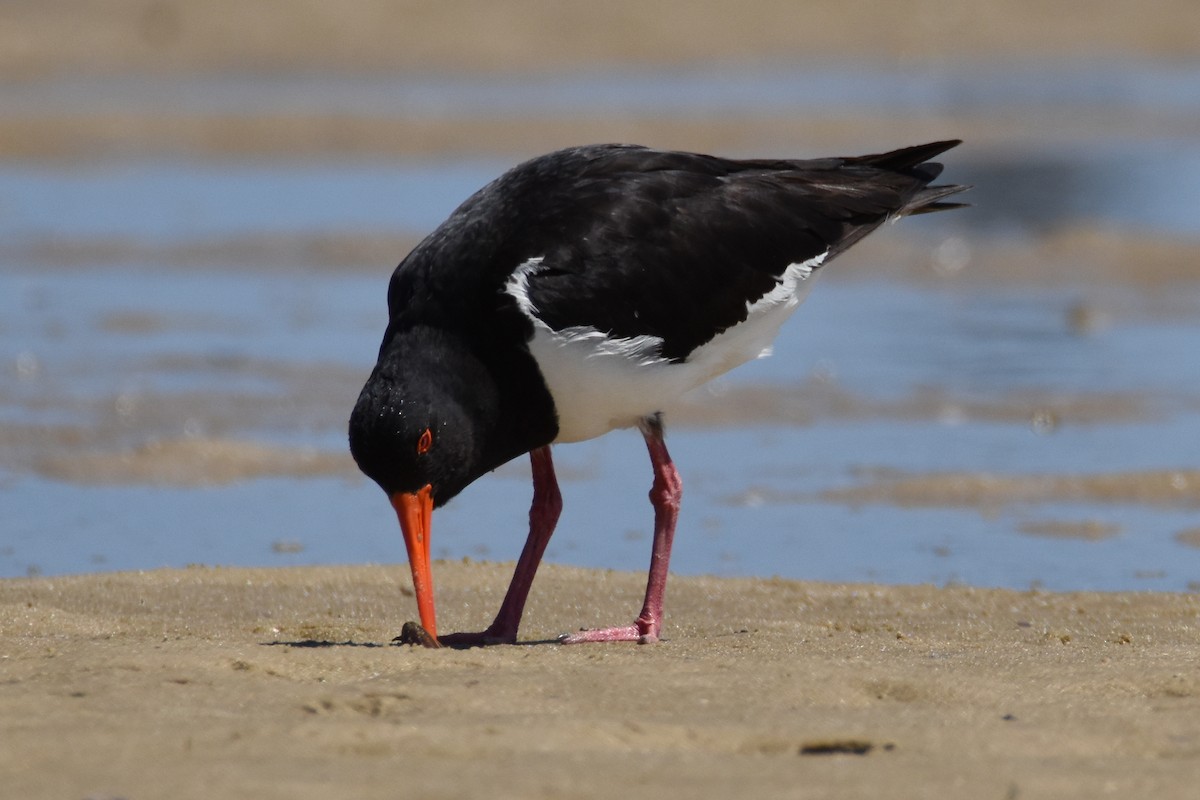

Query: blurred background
left=3, top=0, right=1200, bottom=591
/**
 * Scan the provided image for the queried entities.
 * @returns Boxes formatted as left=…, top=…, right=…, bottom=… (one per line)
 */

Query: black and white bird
left=349, top=141, right=967, bottom=646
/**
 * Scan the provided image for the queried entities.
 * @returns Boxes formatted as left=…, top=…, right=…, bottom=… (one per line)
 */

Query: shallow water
left=4, top=260, right=1200, bottom=590
left=5, top=144, right=1200, bottom=247
left=6, top=61, right=1200, bottom=118
left=3, top=62, right=1200, bottom=592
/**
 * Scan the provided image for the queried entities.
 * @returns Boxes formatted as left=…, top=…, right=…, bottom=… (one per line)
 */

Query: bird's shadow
left=261, top=639, right=387, bottom=649
left=260, top=637, right=565, bottom=649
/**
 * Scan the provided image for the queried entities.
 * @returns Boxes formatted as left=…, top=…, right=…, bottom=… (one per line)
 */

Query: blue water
left=3, top=62, right=1200, bottom=591
left=0, top=161, right=491, bottom=243
left=7, top=426, right=1200, bottom=591
left=5, top=145, right=1200, bottom=245
left=5, top=62, right=1200, bottom=117
left=4, top=260, right=1200, bottom=591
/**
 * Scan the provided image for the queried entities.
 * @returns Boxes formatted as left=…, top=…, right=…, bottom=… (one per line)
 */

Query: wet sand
left=10, top=224, right=1200, bottom=289
left=4, top=563, right=1200, bottom=799
left=5, top=0, right=1196, bottom=78
left=11, top=106, right=1200, bottom=162
left=821, top=468, right=1200, bottom=510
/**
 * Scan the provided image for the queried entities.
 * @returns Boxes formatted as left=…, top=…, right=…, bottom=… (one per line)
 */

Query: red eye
left=416, top=428, right=433, bottom=455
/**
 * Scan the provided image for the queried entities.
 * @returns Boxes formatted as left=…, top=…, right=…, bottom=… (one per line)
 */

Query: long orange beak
left=390, top=484, right=439, bottom=643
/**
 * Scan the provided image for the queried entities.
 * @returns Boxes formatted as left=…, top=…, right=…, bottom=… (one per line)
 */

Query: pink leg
left=439, top=446, right=562, bottom=646
left=560, top=414, right=682, bottom=644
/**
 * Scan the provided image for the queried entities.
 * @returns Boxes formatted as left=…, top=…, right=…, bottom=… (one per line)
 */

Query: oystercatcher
left=349, top=141, right=967, bottom=646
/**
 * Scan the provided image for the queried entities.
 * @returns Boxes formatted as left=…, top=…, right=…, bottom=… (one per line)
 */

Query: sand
left=4, top=0, right=1198, bottom=76
left=2, top=563, right=1199, bottom=799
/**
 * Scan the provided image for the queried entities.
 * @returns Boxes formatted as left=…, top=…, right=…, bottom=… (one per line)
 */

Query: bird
left=348, top=140, right=967, bottom=646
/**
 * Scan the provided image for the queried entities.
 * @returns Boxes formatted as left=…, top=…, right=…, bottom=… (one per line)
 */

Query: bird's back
left=374, top=141, right=967, bottom=444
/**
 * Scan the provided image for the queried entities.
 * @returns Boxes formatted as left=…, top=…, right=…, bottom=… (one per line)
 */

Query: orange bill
left=391, top=484, right=439, bottom=643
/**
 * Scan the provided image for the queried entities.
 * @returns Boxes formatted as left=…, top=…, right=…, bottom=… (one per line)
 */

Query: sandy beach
left=4, top=563, right=1200, bottom=799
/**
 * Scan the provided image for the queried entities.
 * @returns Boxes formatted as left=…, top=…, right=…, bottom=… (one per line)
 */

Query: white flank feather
left=505, top=252, right=825, bottom=443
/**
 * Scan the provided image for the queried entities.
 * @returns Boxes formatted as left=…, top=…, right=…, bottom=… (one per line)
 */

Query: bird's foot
left=558, top=619, right=660, bottom=645
left=436, top=627, right=518, bottom=648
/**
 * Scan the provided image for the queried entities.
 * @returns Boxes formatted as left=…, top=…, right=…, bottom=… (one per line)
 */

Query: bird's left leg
left=560, top=413, right=682, bottom=644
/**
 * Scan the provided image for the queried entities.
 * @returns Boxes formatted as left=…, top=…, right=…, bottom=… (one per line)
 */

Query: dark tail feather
left=903, top=182, right=972, bottom=216
left=819, top=140, right=969, bottom=260
left=850, top=139, right=963, bottom=171
left=850, top=140, right=971, bottom=217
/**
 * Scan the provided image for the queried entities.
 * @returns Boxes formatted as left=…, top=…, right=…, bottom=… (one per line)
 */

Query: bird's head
left=348, top=327, right=498, bottom=642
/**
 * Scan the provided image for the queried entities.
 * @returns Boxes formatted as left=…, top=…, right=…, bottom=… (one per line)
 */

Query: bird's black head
left=348, top=326, right=498, bottom=507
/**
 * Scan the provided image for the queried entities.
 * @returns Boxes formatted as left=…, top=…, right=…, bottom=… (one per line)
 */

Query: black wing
left=508, top=142, right=965, bottom=361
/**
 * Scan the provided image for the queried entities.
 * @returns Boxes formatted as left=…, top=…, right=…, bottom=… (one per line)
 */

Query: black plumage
left=385, top=141, right=964, bottom=366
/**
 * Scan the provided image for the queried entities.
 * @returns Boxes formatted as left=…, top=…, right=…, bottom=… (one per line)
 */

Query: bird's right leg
left=438, top=445, right=562, bottom=646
